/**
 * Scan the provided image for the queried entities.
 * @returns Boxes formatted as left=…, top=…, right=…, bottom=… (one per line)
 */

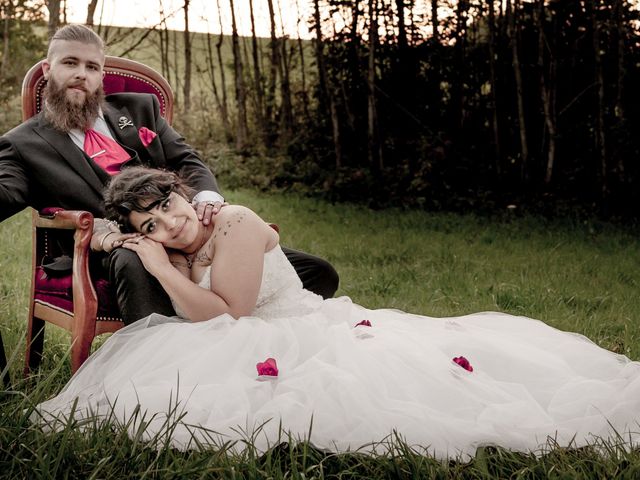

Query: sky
left=64, top=0, right=314, bottom=39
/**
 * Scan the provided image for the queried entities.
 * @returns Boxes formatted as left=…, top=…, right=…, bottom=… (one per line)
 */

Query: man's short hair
left=47, top=24, right=105, bottom=57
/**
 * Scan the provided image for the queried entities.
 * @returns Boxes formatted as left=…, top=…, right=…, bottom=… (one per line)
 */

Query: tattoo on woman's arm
left=213, top=211, right=246, bottom=240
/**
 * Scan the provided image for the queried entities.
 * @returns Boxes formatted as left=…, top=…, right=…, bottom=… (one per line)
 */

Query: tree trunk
left=487, top=0, right=501, bottom=176
left=0, top=1, right=12, bottom=82
left=294, top=0, right=310, bottom=123
left=507, top=0, right=529, bottom=180
left=229, top=0, right=248, bottom=151
left=454, top=0, right=468, bottom=130
left=342, top=0, right=360, bottom=132
left=46, top=0, right=61, bottom=38
left=215, top=0, right=230, bottom=139
left=248, top=0, right=265, bottom=138
left=367, top=0, right=382, bottom=172
left=85, top=0, right=98, bottom=26
left=182, top=0, right=192, bottom=112
left=395, top=0, right=407, bottom=50
left=588, top=0, right=607, bottom=198
left=431, top=0, right=438, bottom=43
left=205, top=30, right=231, bottom=141
left=278, top=37, right=294, bottom=144
left=265, top=0, right=279, bottom=144
left=614, top=0, right=625, bottom=124
left=157, top=1, right=170, bottom=81
left=537, top=0, right=557, bottom=185
left=614, top=0, right=625, bottom=177
left=171, top=27, right=180, bottom=105
left=313, top=0, right=341, bottom=168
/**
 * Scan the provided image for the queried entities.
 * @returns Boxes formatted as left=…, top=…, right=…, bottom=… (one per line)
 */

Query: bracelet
left=99, top=231, right=116, bottom=251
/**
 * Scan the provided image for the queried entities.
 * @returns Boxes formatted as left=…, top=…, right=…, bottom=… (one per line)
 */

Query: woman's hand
left=90, top=219, right=139, bottom=253
left=121, top=236, right=173, bottom=277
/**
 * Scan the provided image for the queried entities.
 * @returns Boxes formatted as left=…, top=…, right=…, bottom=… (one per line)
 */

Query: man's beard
left=43, top=77, right=105, bottom=132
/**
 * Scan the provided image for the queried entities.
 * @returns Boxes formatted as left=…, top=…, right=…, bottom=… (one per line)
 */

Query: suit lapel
left=32, top=116, right=106, bottom=195
left=103, top=104, right=148, bottom=163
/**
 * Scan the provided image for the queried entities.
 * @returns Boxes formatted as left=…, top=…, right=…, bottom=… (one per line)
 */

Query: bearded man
left=0, top=25, right=338, bottom=325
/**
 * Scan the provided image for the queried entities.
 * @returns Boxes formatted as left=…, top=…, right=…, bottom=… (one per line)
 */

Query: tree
left=367, top=0, right=382, bottom=171
left=0, top=1, right=44, bottom=102
left=248, top=0, right=266, bottom=140
left=313, top=0, right=341, bottom=167
left=229, top=0, right=248, bottom=151
left=431, top=0, right=438, bottom=43
left=487, top=0, right=501, bottom=176
left=85, top=0, right=98, bottom=26
left=265, top=0, right=280, bottom=144
left=46, top=0, right=61, bottom=38
left=587, top=0, right=607, bottom=198
left=214, top=0, right=231, bottom=140
left=507, top=0, right=529, bottom=181
left=537, top=0, right=557, bottom=185
left=182, top=0, right=192, bottom=111
left=612, top=0, right=626, bottom=179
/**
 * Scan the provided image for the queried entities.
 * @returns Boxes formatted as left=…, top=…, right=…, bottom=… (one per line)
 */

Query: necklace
left=181, top=224, right=211, bottom=269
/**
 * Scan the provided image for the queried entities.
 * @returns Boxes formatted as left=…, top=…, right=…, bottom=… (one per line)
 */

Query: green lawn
left=2, top=191, right=640, bottom=477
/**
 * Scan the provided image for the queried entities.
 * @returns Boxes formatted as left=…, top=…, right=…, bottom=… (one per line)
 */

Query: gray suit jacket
left=0, top=92, right=218, bottom=221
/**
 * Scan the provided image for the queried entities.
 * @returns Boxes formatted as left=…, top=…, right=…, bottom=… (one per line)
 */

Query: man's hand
left=194, top=200, right=227, bottom=226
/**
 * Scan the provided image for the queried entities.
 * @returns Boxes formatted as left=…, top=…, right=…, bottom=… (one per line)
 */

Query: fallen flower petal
left=355, top=320, right=372, bottom=327
left=453, top=356, right=473, bottom=372
left=256, top=357, right=279, bottom=377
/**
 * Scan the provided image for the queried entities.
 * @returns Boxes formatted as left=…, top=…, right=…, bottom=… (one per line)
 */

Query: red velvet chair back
left=22, top=56, right=173, bottom=122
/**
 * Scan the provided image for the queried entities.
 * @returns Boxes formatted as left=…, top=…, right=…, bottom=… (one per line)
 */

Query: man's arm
left=146, top=95, right=220, bottom=196
left=142, top=94, right=225, bottom=224
left=0, top=136, right=30, bottom=222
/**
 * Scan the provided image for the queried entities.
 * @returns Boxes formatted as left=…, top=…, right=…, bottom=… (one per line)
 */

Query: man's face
left=42, top=40, right=104, bottom=106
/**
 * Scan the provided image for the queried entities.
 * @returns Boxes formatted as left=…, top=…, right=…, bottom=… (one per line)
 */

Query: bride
left=34, top=166, right=640, bottom=459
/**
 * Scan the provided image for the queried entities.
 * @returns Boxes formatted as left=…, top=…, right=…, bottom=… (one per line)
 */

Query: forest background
left=0, top=0, right=638, bottom=218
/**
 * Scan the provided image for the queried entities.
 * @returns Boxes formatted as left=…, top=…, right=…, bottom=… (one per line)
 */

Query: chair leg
left=70, top=302, right=97, bottom=374
left=0, top=332, right=9, bottom=388
left=24, top=316, right=45, bottom=376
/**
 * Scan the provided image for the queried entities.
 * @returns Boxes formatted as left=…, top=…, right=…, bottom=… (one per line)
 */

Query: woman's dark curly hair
left=104, top=166, right=195, bottom=232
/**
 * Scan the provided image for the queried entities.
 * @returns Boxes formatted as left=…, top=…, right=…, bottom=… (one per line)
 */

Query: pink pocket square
left=138, top=127, right=157, bottom=147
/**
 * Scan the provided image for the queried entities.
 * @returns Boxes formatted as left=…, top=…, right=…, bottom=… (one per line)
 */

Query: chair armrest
left=32, top=208, right=97, bottom=319
left=35, top=209, right=94, bottom=233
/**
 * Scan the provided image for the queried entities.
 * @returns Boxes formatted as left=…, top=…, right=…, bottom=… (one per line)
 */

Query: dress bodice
left=172, top=246, right=322, bottom=319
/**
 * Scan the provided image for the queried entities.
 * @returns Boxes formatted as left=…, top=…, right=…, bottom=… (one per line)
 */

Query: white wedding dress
left=34, top=246, right=640, bottom=458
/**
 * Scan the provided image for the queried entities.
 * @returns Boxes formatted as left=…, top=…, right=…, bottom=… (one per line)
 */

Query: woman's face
left=128, top=192, right=199, bottom=250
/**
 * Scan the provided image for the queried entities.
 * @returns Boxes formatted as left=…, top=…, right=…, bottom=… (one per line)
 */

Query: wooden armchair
left=23, top=56, right=174, bottom=374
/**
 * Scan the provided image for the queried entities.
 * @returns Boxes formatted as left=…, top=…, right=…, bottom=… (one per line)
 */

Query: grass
left=2, top=191, right=640, bottom=477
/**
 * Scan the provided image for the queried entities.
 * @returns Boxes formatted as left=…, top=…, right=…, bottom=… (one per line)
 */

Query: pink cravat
left=83, top=129, right=130, bottom=175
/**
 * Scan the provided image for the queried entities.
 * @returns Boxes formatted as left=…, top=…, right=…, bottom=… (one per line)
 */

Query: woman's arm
left=124, top=206, right=278, bottom=322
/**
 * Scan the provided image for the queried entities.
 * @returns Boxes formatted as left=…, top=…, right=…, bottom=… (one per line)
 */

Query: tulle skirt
left=34, top=296, right=640, bottom=459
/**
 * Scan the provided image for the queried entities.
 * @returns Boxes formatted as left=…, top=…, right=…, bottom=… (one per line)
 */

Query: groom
left=0, top=24, right=338, bottom=324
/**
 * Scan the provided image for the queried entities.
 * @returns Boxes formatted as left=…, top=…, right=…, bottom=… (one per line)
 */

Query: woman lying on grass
left=33, top=166, right=640, bottom=459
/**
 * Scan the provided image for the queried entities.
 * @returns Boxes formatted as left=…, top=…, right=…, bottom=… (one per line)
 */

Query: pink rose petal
left=355, top=319, right=372, bottom=327
left=453, top=356, right=473, bottom=372
left=256, top=357, right=278, bottom=377
left=138, top=126, right=157, bottom=147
